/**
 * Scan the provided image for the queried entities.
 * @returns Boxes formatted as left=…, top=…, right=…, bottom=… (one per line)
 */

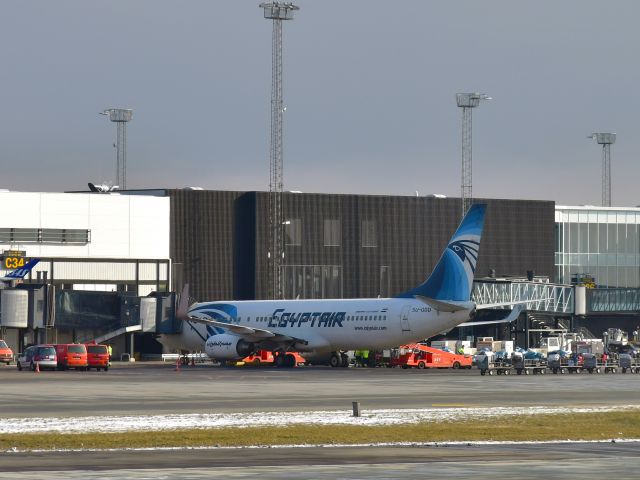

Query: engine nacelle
left=204, top=334, right=255, bottom=360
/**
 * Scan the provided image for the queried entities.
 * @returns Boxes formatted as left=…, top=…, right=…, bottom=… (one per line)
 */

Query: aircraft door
left=400, top=305, right=411, bottom=332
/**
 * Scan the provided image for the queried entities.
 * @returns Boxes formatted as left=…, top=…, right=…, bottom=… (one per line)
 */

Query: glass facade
left=555, top=206, right=640, bottom=288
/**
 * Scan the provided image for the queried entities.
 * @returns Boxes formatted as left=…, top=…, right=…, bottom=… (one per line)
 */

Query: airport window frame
left=360, top=219, right=377, bottom=248
left=323, top=219, right=341, bottom=247
left=284, top=219, right=302, bottom=246
left=0, top=227, right=91, bottom=245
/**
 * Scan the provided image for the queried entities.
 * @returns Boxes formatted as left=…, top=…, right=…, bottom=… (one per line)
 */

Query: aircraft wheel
left=480, top=370, right=486, bottom=376
left=284, top=354, right=296, bottom=368
left=488, top=370, right=495, bottom=376
left=329, top=353, right=342, bottom=368
left=525, top=369, right=531, bottom=375
left=340, top=353, right=350, bottom=368
left=596, top=368, right=601, bottom=374
left=275, top=354, right=286, bottom=368
left=504, top=369, right=511, bottom=375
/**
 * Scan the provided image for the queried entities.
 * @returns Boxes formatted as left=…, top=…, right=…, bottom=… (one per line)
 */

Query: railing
left=472, top=281, right=574, bottom=314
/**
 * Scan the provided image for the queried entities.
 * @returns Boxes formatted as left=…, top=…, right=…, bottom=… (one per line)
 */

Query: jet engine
left=204, top=334, right=255, bottom=360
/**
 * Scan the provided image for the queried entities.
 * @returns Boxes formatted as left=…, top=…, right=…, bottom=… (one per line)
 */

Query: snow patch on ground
left=1, top=405, right=638, bottom=435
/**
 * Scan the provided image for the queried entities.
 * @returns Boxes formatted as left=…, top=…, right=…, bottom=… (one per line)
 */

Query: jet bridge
left=472, top=280, right=574, bottom=314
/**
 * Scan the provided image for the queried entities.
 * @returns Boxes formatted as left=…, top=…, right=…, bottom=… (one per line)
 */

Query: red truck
left=242, top=350, right=306, bottom=367
left=390, top=343, right=472, bottom=369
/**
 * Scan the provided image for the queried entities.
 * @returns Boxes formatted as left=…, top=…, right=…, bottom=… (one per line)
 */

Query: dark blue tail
left=396, top=204, right=486, bottom=301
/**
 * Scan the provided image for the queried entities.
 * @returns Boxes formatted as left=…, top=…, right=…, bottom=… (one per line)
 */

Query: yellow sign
left=3, top=257, right=26, bottom=269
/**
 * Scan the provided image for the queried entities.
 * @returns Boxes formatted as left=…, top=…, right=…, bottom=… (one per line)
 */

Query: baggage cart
left=477, top=355, right=512, bottom=376
left=513, top=356, right=547, bottom=375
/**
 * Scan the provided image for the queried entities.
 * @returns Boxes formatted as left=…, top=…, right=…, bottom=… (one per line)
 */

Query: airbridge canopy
left=472, top=280, right=574, bottom=314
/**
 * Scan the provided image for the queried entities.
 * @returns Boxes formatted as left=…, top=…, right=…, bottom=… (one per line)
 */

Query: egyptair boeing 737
left=167, top=204, right=518, bottom=367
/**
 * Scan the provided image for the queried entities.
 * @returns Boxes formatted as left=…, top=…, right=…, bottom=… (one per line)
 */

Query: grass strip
left=2, top=411, right=640, bottom=451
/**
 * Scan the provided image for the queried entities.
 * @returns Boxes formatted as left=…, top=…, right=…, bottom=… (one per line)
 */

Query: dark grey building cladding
left=167, top=189, right=555, bottom=302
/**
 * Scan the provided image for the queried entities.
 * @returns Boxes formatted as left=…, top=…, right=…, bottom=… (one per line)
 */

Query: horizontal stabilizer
left=415, top=295, right=468, bottom=312
left=457, top=304, right=523, bottom=327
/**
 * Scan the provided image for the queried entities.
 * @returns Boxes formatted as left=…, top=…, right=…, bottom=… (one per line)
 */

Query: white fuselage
left=159, top=297, right=474, bottom=355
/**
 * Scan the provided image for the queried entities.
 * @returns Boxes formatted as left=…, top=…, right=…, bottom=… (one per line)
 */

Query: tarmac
left=1, top=362, right=639, bottom=478
left=0, top=362, right=639, bottom=417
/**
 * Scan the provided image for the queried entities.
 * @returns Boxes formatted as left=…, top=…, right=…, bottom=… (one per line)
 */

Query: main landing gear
left=330, top=352, right=350, bottom=368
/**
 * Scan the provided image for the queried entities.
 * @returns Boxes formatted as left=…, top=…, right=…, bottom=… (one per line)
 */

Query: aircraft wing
left=182, top=314, right=288, bottom=342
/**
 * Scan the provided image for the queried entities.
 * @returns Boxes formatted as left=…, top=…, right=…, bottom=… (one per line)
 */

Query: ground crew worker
left=457, top=345, right=465, bottom=355
left=107, top=344, right=113, bottom=365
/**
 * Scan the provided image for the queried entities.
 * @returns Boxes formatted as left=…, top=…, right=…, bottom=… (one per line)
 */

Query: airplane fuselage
left=160, top=297, right=474, bottom=355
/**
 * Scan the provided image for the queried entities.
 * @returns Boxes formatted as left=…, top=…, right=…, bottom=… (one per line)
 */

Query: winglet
left=176, top=284, right=191, bottom=320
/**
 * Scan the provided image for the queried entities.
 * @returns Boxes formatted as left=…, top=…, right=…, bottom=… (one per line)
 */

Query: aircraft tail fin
left=396, top=204, right=486, bottom=302
left=4, top=259, right=40, bottom=280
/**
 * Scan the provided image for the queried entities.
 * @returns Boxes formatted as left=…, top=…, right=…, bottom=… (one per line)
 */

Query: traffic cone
left=175, top=356, right=180, bottom=372
left=35, top=361, right=40, bottom=373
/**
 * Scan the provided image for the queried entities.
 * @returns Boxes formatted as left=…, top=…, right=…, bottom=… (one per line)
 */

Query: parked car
left=16, top=345, right=57, bottom=371
left=0, top=339, right=14, bottom=365
left=54, top=344, right=88, bottom=371
left=86, top=344, right=110, bottom=371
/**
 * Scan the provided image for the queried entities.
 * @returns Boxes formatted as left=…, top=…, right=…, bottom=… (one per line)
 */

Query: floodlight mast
left=456, top=93, right=491, bottom=219
left=260, top=2, right=298, bottom=300
left=588, top=132, right=616, bottom=207
left=101, top=108, right=133, bottom=190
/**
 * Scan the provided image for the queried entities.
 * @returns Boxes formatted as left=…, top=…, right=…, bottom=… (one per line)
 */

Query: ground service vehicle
left=86, top=344, right=110, bottom=371
left=242, top=350, right=306, bottom=367
left=391, top=343, right=472, bottom=369
left=54, top=344, right=88, bottom=370
left=0, top=340, right=14, bottom=365
left=17, top=345, right=57, bottom=371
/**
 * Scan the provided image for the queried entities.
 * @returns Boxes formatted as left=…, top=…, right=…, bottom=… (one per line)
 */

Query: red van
left=54, top=344, right=88, bottom=371
left=86, top=344, right=110, bottom=371
left=0, top=339, right=14, bottom=365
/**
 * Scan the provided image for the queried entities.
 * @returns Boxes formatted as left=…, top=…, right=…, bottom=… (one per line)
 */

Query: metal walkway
left=472, top=280, right=574, bottom=314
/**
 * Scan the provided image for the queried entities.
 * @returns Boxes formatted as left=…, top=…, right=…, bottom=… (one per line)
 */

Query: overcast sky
left=1, top=1, right=639, bottom=206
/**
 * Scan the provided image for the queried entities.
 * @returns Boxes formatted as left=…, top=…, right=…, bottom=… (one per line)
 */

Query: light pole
left=456, top=93, right=491, bottom=219
left=100, top=108, right=133, bottom=190
left=588, top=133, right=616, bottom=207
left=260, top=2, right=299, bottom=299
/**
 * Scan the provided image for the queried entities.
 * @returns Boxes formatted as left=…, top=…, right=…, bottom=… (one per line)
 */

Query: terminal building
left=0, top=187, right=638, bottom=357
